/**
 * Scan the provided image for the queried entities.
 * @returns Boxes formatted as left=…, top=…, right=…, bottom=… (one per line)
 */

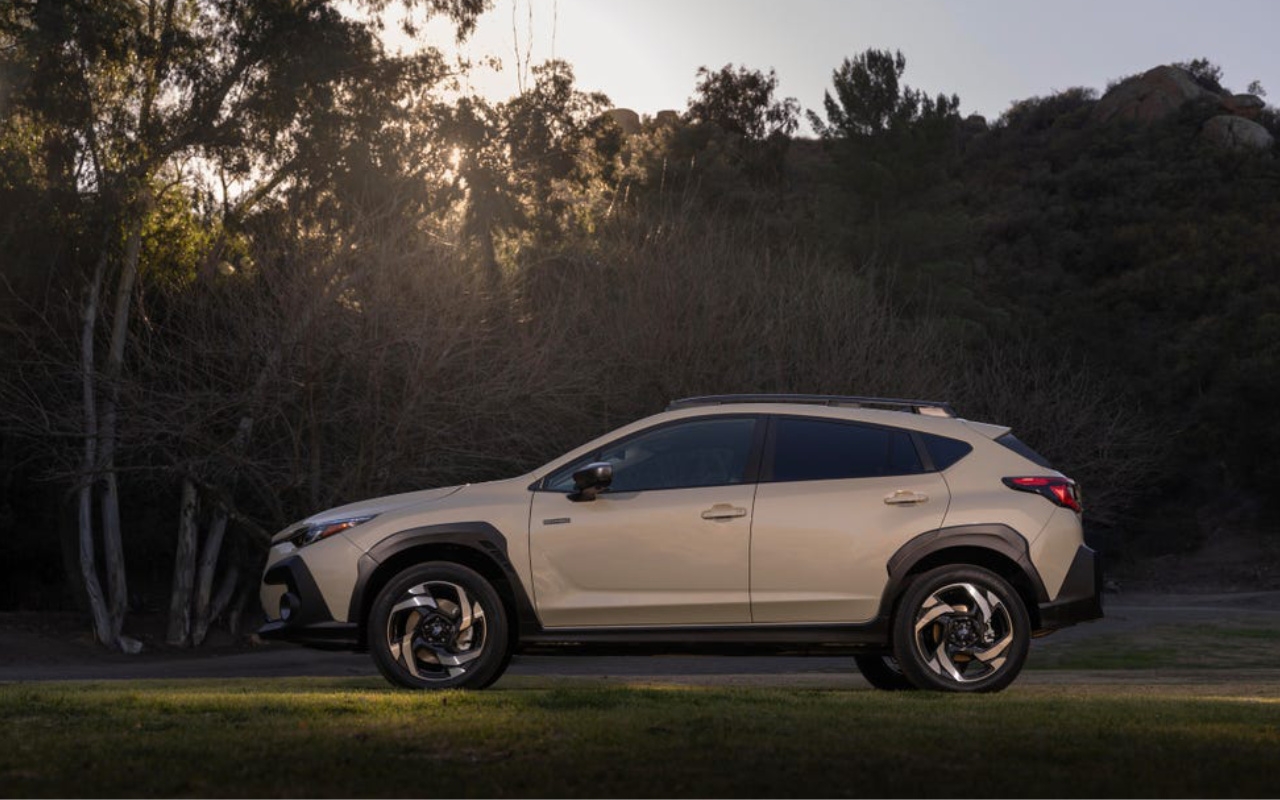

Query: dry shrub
left=947, top=341, right=1166, bottom=527
left=62, top=200, right=1160, bottom=534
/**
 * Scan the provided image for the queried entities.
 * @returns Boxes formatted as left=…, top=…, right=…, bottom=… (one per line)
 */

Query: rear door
left=749, top=416, right=948, bottom=623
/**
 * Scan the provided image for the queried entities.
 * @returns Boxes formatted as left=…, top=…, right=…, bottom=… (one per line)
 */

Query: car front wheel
left=369, top=562, right=510, bottom=690
left=891, top=565, right=1030, bottom=693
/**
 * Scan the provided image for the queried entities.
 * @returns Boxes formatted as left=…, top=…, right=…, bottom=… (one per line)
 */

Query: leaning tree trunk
left=166, top=477, right=200, bottom=645
left=190, top=510, right=229, bottom=646
left=96, top=212, right=146, bottom=649
left=77, top=246, right=114, bottom=646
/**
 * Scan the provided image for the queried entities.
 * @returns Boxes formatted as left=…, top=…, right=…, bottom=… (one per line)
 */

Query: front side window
left=544, top=417, right=757, bottom=493
left=770, top=417, right=923, bottom=482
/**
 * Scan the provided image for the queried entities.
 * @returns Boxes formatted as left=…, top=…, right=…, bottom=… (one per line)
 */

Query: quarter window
left=544, top=417, right=757, bottom=493
left=921, top=432, right=974, bottom=470
left=770, top=417, right=923, bottom=482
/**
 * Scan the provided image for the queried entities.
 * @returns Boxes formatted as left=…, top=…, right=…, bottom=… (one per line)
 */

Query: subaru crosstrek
left=259, top=395, right=1102, bottom=692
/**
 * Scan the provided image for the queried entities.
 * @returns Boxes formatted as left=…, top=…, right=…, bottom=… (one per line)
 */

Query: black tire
left=369, top=562, right=510, bottom=690
left=854, top=654, right=917, bottom=691
left=891, top=565, right=1030, bottom=693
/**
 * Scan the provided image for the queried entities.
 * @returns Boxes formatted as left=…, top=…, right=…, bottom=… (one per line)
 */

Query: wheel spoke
left=455, top=585, right=473, bottom=631
left=971, top=631, right=1013, bottom=670
left=914, top=598, right=955, bottom=635
left=960, top=582, right=992, bottom=622
left=391, top=594, right=438, bottom=615
left=400, top=631, right=420, bottom=677
left=928, top=640, right=965, bottom=681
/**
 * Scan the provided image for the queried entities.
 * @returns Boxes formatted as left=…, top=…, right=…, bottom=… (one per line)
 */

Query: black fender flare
left=349, top=521, right=542, bottom=640
left=878, top=523, right=1050, bottom=621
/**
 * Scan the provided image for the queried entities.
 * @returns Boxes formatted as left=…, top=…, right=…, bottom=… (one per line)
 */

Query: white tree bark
left=166, top=477, right=200, bottom=645
left=96, top=214, right=145, bottom=643
left=190, top=509, right=228, bottom=646
left=78, top=248, right=114, bottom=646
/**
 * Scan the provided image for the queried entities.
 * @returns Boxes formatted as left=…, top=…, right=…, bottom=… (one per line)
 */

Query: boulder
left=654, top=109, right=681, bottom=128
left=1092, top=65, right=1222, bottom=125
left=1201, top=115, right=1275, bottom=150
left=605, top=108, right=641, bottom=136
left=1221, top=93, right=1266, bottom=120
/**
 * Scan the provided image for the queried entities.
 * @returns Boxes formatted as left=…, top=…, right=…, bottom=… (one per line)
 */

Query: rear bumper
left=258, top=555, right=362, bottom=650
left=1036, top=544, right=1103, bottom=632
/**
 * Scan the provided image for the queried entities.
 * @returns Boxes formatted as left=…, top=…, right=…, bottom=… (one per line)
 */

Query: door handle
left=701, top=504, right=748, bottom=520
left=884, top=490, right=928, bottom=505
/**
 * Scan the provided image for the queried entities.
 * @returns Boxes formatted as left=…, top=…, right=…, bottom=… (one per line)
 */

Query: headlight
left=288, top=515, right=377, bottom=548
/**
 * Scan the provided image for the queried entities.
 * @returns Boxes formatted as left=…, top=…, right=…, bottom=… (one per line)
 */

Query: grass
left=2, top=678, right=1280, bottom=797
left=1028, top=621, right=1280, bottom=670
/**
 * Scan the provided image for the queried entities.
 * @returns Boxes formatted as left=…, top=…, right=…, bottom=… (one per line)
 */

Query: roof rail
left=666, top=394, right=957, bottom=417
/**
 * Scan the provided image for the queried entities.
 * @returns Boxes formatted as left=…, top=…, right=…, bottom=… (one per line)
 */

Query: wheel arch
left=349, top=522, right=540, bottom=650
left=880, top=525, right=1048, bottom=630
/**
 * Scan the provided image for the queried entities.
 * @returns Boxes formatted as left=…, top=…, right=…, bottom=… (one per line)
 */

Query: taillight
left=1002, top=476, right=1082, bottom=513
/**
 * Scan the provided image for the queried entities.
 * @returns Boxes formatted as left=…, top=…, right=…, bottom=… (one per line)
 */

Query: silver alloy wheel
left=385, top=580, right=488, bottom=682
left=911, top=581, right=1015, bottom=684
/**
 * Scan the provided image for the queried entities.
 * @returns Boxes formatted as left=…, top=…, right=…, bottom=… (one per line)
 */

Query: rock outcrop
left=605, top=108, right=641, bottom=136
left=1091, top=65, right=1274, bottom=151
left=1201, top=115, right=1275, bottom=150
left=1092, top=65, right=1221, bottom=125
left=1221, top=93, right=1266, bottom=120
left=654, top=109, right=681, bottom=128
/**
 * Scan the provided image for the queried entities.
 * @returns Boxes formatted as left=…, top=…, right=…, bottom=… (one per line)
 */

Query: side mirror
left=569, top=462, right=613, bottom=501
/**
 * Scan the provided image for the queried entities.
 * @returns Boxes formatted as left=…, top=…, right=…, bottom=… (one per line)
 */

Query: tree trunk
left=479, top=225, right=502, bottom=292
left=190, top=509, right=228, bottom=646
left=166, top=477, right=200, bottom=645
left=209, top=562, right=240, bottom=626
left=78, top=245, right=114, bottom=646
left=97, top=212, right=146, bottom=644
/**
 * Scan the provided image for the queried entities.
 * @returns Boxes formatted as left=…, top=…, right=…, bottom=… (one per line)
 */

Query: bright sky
left=415, top=0, right=1279, bottom=129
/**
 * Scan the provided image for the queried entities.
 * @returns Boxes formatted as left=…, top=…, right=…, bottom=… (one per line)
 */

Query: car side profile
left=259, top=394, right=1101, bottom=692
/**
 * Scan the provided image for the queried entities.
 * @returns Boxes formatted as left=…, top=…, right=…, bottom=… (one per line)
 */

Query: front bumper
left=258, top=555, right=361, bottom=650
left=1035, top=544, right=1103, bottom=632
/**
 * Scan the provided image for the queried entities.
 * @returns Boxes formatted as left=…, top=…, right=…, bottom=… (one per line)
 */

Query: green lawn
left=1028, top=621, right=1280, bottom=670
left=2, top=678, right=1279, bottom=797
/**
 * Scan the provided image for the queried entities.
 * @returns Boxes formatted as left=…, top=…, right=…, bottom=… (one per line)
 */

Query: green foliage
left=997, top=87, right=1097, bottom=134
left=683, top=63, right=799, bottom=186
left=810, top=48, right=962, bottom=211
left=809, top=49, right=960, bottom=139
left=1173, top=57, right=1226, bottom=93
left=686, top=64, right=799, bottom=142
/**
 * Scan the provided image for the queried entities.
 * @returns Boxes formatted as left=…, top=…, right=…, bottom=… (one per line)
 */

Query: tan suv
left=259, top=395, right=1101, bottom=692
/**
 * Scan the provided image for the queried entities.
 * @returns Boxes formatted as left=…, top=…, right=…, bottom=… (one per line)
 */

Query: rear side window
left=771, top=418, right=923, bottom=482
left=920, top=433, right=974, bottom=471
left=995, top=433, right=1053, bottom=468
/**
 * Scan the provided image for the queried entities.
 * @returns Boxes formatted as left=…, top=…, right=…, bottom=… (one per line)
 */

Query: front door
left=529, top=416, right=761, bottom=627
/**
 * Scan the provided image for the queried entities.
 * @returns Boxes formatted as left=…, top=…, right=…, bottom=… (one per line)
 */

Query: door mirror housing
left=570, top=462, right=613, bottom=501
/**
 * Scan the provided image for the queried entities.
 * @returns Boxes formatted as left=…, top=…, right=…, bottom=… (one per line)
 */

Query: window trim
left=759, top=414, right=932, bottom=484
left=532, top=414, right=767, bottom=494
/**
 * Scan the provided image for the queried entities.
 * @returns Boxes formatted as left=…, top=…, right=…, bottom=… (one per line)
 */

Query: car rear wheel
left=853, top=654, right=916, bottom=691
left=891, top=565, right=1030, bottom=693
left=369, top=562, right=510, bottom=690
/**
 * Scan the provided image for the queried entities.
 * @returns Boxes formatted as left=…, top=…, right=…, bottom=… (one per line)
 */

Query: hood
left=303, top=484, right=466, bottom=526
